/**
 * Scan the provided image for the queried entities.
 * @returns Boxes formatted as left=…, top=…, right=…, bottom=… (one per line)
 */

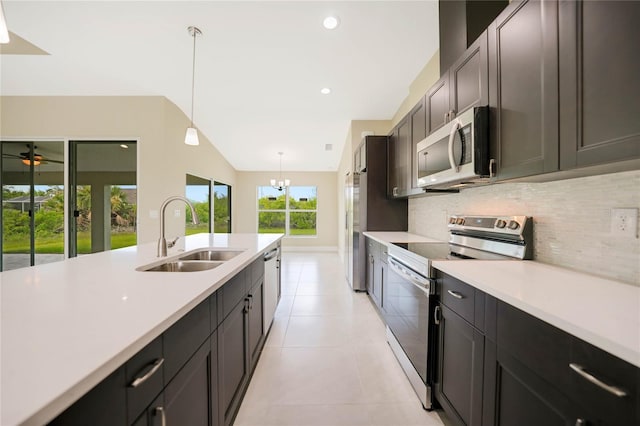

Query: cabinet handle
left=434, top=305, right=441, bottom=325
left=489, top=158, right=496, bottom=178
left=449, top=110, right=456, bottom=120
left=247, top=294, right=253, bottom=310
left=154, top=406, right=167, bottom=426
left=130, top=358, right=164, bottom=388
left=569, top=363, right=628, bottom=398
left=447, top=290, right=464, bottom=299
left=392, top=187, right=398, bottom=197
left=575, top=419, right=587, bottom=426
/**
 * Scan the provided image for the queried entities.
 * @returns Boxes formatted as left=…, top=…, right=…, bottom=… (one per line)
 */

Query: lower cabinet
left=365, top=238, right=386, bottom=314
left=219, top=298, right=249, bottom=426
left=435, top=304, right=485, bottom=426
left=248, top=280, right=265, bottom=369
left=49, top=257, right=271, bottom=426
left=134, top=336, right=214, bottom=426
left=435, top=271, right=640, bottom=426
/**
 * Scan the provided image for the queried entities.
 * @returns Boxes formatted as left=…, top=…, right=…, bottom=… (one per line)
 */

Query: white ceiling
left=0, top=0, right=440, bottom=172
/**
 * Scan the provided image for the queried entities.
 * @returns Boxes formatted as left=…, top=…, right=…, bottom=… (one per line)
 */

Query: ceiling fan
left=2, top=144, right=64, bottom=166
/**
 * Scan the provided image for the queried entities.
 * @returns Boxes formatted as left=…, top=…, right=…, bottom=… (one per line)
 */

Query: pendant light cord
left=188, top=26, right=201, bottom=128
left=190, top=28, right=197, bottom=127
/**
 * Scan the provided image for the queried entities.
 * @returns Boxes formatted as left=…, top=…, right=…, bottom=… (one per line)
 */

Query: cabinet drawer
left=497, top=301, right=572, bottom=396
left=570, top=338, right=639, bottom=425
left=125, top=335, right=164, bottom=423
left=440, top=273, right=476, bottom=325
left=219, top=270, right=247, bottom=321
left=163, top=298, right=210, bottom=382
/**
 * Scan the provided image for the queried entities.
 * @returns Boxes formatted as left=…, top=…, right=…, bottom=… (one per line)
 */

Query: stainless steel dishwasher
left=263, top=245, right=280, bottom=333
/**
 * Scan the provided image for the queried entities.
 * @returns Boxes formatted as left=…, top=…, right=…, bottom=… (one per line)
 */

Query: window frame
left=256, top=185, right=317, bottom=237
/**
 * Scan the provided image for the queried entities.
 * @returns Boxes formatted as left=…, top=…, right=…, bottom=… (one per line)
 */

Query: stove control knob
left=507, top=220, right=520, bottom=230
left=456, top=217, right=465, bottom=225
left=495, top=219, right=507, bottom=229
left=449, top=217, right=457, bottom=225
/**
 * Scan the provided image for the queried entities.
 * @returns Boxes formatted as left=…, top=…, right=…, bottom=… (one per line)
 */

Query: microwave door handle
left=448, top=120, right=461, bottom=172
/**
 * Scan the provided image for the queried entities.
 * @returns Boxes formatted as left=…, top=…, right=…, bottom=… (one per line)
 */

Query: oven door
left=385, top=256, right=433, bottom=408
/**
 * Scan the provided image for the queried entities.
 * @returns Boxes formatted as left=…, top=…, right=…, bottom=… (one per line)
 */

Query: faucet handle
left=167, top=236, right=179, bottom=248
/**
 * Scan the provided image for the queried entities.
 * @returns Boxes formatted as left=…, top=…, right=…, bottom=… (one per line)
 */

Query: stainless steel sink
left=178, top=249, right=244, bottom=262
left=140, top=260, right=224, bottom=272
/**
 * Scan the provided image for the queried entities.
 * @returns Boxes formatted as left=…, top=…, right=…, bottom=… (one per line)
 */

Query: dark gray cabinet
left=248, top=279, right=265, bottom=369
left=156, top=338, right=213, bottom=426
left=48, top=367, right=127, bottom=426
left=435, top=274, right=485, bottom=426
left=426, top=75, right=450, bottom=135
left=365, top=237, right=383, bottom=310
left=484, top=301, right=640, bottom=426
left=219, top=297, right=249, bottom=426
left=409, top=97, right=427, bottom=191
left=558, top=0, right=640, bottom=169
left=488, top=0, right=559, bottom=180
left=387, top=117, right=411, bottom=198
left=427, top=30, right=489, bottom=137
left=50, top=257, right=271, bottom=426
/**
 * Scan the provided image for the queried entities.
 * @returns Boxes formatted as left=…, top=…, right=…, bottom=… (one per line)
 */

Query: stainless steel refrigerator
left=347, top=135, right=408, bottom=291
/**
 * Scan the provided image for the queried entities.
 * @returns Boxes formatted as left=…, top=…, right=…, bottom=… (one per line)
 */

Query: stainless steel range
left=384, top=215, right=532, bottom=410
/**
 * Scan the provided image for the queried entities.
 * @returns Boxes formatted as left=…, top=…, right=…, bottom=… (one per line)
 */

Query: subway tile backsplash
left=409, top=170, right=640, bottom=285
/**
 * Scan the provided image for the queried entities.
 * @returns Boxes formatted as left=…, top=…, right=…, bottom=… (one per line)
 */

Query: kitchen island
left=0, top=233, right=282, bottom=426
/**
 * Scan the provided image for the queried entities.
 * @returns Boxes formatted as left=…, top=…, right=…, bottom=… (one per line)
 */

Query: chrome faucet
left=158, top=196, right=199, bottom=257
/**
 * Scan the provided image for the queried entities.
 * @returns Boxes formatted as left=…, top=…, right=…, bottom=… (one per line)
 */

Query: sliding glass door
left=214, top=181, right=231, bottom=233
left=69, top=141, right=137, bottom=257
left=1, top=141, right=65, bottom=271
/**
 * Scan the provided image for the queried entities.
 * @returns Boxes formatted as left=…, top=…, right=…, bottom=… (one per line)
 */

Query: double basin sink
left=138, top=249, right=245, bottom=272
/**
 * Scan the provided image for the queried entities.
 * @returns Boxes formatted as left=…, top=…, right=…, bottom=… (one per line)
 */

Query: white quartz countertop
left=433, top=261, right=640, bottom=368
left=0, top=233, right=282, bottom=426
left=361, top=232, right=640, bottom=368
left=363, top=231, right=444, bottom=245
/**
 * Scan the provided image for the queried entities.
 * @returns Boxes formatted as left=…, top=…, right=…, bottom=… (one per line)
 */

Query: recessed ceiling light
left=120, top=144, right=129, bottom=149
left=325, top=144, right=333, bottom=151
left=320, top=87, right=331, bottom=95
left=323, top=16, right=340, bottom=30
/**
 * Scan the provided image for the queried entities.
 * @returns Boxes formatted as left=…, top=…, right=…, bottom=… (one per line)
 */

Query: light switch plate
left=174, top=209, right=181, bottom=218
left=611, top=208, right=638, bottom=237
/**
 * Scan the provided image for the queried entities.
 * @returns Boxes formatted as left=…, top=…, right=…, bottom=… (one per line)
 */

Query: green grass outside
left=3, top=231, right=137, bottom=254
left=258, top=227, right=316, bottom=236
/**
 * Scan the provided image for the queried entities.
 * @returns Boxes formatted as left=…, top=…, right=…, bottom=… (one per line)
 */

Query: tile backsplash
left=409, top=170, right=640, bottom=285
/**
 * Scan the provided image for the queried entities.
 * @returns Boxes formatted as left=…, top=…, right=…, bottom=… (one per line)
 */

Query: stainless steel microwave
left=416, top=106, right=490, bottom=189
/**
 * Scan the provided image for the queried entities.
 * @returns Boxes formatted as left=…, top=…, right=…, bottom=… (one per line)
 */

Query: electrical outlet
left=611, top=208, right=638, bottom=237
left=149, top=210, right=159, bottom=219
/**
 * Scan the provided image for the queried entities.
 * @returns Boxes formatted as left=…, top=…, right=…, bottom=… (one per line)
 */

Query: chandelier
left=270, top=152, right=290, bottom=191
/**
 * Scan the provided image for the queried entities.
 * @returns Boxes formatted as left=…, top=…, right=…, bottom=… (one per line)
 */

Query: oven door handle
left=388, top=257, right=431, bottom=295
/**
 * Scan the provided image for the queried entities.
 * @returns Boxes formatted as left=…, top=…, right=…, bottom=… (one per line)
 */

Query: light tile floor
left=235, top=252, right=446, bottom=426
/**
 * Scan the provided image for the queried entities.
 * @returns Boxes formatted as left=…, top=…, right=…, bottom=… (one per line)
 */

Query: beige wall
left=391, top=51, right=440, bottom=128
left=235, top=171, right=337, bottom=250
left=0, top=96, right=237, bottom=244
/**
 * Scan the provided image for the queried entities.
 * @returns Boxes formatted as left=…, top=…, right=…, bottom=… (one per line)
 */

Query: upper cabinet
left=489, top=0, right=640, bottom=181
left=488, top=0, right=559, bottom=180
left=387, top=116, right=411, bottom=198
left=409, top=97, right=427, bottom=191
left=428, top=30, right=489, bottom=136
left=558, top=0, right=640, bottom=169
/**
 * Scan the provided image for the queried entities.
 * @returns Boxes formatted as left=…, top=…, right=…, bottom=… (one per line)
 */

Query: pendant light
left=185, top=26, right=202, bottom=146
left=270, top=152, right=291, bottom=191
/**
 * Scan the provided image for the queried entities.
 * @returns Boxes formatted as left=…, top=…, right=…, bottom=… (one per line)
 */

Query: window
left=257, top=186, right=317, bottom=236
